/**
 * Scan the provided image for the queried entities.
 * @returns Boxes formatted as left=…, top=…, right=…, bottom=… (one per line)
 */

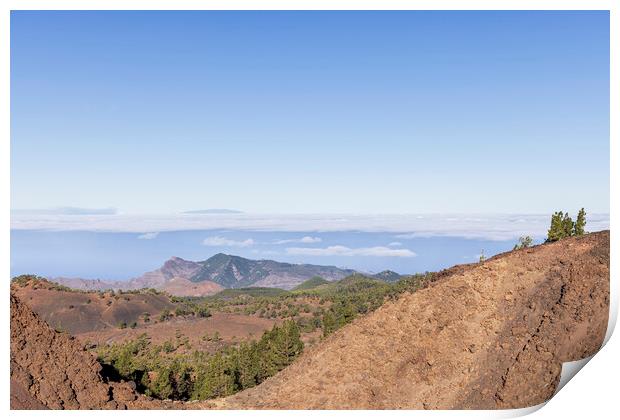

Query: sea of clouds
left=10, top=213, right=610, bottom=241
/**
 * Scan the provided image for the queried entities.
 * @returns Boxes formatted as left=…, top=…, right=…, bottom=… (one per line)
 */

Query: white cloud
left=202, top=236, right=254, bottom=247
left=274, top=236, right=322, bottom=244
left=388, top=241, right=402, bottom=247
left=301, top=236, right=322, bottom=243
left=286, top=245, right=416, bottom=258
left=137, top=232, right=159, bottom=240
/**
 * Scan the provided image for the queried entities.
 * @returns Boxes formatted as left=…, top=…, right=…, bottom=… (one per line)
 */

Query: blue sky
left=11, top=11, right=609, bottom=214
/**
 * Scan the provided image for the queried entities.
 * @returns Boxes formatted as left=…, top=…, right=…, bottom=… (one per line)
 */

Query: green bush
left=195, top=307, right=212, bottom=318
left=513, top=236, right=533, bottom=250
left=159, top=309, right=172, bottom=322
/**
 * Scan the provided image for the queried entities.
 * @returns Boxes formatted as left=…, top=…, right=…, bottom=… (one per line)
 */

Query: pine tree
left=151, top=366, right=174, bottom=399
left=258, top=320, right=304, bottom=376
left=546, top=211, right=566, bottom=242
left=322, top=311, right=336, bottom=336
left=561, top=212, right=574, bottom=238
left=232, top=342, right=260, bottom=389
left=574, top=208, right=587, bottom=235
left=190, top=353, right=236, bottom=400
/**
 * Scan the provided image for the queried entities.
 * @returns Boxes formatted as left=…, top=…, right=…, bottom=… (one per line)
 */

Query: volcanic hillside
left=207, top=231, right=610, bottom=409
left=9, top=293, right=179, bottom=409
left=11, top=279, right=175, bottom=334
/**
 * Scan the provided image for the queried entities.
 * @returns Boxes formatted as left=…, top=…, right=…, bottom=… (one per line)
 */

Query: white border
left=1, top=2, right=616, bottom=420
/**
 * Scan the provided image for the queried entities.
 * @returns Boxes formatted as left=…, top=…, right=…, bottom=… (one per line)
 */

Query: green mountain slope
left=191, top=254, right=355, bottom=289
left=291, top=276, right=330, bottom=291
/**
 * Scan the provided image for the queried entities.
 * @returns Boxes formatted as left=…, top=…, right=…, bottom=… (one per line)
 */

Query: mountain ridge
left=52, top=253, right=360, bottom=294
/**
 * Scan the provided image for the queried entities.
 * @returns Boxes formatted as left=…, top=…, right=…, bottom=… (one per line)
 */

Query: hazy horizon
left=8, top=229, right=533, bottom=281
left=10, top=212, right=610, bottom=280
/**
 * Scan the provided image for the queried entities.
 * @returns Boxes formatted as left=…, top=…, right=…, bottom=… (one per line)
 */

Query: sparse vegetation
left=310, top=273, right=432, bottom=337
left=159, top=309, right=172, bottom=322
left=84, top=271, right=437, bottom=401
left=195, top=306, right=212, bottom=318
left=11, top=275, right=76, bottom=292
left=513, top=236, right=533, bottom=250
left=213, top=287, right=288, bottom=299
left=14, top=270, right=436, bottom=403
left=292, top=276, right=329, bottom=291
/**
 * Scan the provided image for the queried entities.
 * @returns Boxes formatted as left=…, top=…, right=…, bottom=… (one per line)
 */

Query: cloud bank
left=274, top=236, right=322, bottom=244
left=202, top=236, right=255, bottom=247
left=137, top=232, right=159, bottom=240
left=286, top=245, right=416, bottom=258
left=183, top=209, right=244, bottom=214
left=9, top=213, right=610, bottom=241
left=11, top=207, right=118, bottom=215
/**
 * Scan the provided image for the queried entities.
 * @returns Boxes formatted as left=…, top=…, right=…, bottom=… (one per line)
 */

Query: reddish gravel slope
left=10, top=293, right=176, bottom=409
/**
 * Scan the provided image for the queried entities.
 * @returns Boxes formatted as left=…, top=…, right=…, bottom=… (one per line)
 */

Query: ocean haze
left=10, top=228, right=532, bottom=281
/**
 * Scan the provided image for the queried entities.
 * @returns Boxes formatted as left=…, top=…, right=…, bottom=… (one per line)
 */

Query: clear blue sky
left=11, top=11, right=610, bottom=214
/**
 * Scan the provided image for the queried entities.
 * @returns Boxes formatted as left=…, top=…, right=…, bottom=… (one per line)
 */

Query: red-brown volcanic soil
left=10, top=293, right=176, bottom=409
left=161, top=277, right=224, bottom=297
left=11, top=286, right=174, bottom=334
left=77, top=312, right=278, bottom=352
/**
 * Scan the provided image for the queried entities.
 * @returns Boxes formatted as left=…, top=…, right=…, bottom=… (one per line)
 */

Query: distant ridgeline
left=50, top=253, right=403, bottom=296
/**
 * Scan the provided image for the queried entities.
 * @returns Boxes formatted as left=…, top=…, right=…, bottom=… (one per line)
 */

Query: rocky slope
left=205, top=231, right=609, bottom=409
left=9, top=293, right=175, bottom=409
